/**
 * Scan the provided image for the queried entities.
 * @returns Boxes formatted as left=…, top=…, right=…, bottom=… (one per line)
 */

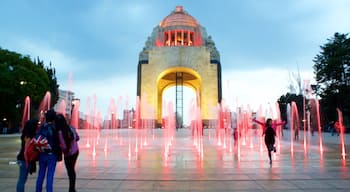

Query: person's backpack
left=33, top=123, right=63, bottom=162
left=33, top=134, right=52, bottom=152
left=24, top=138, right=39, bottom=164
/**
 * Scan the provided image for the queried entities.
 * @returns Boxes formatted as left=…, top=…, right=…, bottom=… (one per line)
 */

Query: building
left=54, top=89, right=75, bottom=117
left=137, top=6, right=222, bottom=126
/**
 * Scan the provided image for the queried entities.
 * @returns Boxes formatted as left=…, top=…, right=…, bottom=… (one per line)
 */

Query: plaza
left=0, top=129, right=349, bottom=192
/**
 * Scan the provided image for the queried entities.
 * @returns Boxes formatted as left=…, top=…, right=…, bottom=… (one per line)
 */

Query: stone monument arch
left=137, top=6, right=222, bottom=126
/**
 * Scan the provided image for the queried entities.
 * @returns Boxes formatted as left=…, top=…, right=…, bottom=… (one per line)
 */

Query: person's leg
left=65, top=151, right=79, bottom=192
left=268, top=149, right=272, bottom=163
left=265, top=142, right=272, bottom=163
left=36, top=155, right=48, bottom=192
left=45, top=154, right=57, bottom=192
left=16, top=160, right=28, bottom=192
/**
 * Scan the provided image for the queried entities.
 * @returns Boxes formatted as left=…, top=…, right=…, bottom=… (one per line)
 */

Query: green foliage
left=313, top=32, right=350, bottom=125
left=277, top=93, right=304, bottom=123
left=0, top=47, right=59, bottom=129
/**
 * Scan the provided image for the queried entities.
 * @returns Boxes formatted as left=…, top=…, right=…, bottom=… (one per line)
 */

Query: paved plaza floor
left=0, top=128, right=349, bottom=191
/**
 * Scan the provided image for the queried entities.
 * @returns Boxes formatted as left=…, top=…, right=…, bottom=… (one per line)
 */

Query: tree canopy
left=313, top=32, right=350, bottom=124
left=0, top=47, right=59, bottom=129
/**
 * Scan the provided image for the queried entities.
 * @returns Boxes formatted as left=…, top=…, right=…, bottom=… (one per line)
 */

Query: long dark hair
left=22, top=118, right=38, bottom=139
left=55, top=114, right=73, bottom=150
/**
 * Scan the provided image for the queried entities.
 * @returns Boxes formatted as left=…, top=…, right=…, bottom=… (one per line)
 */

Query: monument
left=137, top=6, right=222, bottom=126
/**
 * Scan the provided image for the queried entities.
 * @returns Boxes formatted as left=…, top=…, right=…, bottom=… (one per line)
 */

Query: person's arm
left=24, top=136, right=31, bottom=144
left=253, top=118, right=265, bottom=127
left=74, top=129, right=80, bottom=141
left=273, top=121, right=286, bottom=127
left=70, top=126, right=80, bottom=141
left=58, top=130, right=67, bottom=152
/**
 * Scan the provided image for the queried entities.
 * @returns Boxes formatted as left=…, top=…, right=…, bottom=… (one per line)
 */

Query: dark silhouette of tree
left=0, top=47, right=59, bottom=129
left=313, top=32, right=350, bottom=127
left=278, top=93, right=303, bottom=124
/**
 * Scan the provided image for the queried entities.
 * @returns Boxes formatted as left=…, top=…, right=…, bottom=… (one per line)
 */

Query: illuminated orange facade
left=137, top=6, right=222, bottom=125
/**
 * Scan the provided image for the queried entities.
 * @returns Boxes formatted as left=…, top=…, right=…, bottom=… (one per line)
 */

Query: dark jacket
left=264, top=126, right=276, bottom=144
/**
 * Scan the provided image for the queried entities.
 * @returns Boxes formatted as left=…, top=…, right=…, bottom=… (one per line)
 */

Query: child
left=261, top=118, right=277, bottom=165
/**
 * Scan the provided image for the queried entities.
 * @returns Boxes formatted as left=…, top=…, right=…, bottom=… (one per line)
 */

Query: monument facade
left=137, top=6, right=222, bottom=126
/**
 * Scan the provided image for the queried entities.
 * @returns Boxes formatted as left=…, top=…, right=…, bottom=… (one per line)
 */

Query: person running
left=16, top=119, right=38, bottom=192
left=252, top=118, right=285, bottom=133
left=56, top=114, right=80, bottom=192
left=261, top=118, right=277, bottom=165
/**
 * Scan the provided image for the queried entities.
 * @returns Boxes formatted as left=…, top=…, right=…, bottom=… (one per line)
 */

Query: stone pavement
left=0, top=129, right=349, bottom=191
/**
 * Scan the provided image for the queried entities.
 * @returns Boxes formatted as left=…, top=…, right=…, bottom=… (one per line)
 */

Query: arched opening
left=156, top=67, right=201, bottom=126
left=162, top=86, right=197, bottom=127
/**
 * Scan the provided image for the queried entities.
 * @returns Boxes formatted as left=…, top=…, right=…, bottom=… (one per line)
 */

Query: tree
left=277, top=93, right=303, bottom=124
left=313, top=32, right=350, bottom=126
left=0, top=47, right=59, bottom=129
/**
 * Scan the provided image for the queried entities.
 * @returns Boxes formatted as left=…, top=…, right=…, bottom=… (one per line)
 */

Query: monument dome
left=159, top=6, right=199, bottom=28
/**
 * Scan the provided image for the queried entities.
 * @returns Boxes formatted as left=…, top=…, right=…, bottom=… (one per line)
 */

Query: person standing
left=16, top=119, right=38, bottom=192
left=35, top=109, right=61, bottom=192
left=56, top=114, right=80, bottom=192
left=262, top=118, right=277, bottom=165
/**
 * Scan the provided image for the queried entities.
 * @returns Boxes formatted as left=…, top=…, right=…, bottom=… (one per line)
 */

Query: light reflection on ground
left=73, top=128, right=349, bottom=177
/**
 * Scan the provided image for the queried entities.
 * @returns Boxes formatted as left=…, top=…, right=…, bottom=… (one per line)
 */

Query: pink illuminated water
left=337, top=108, right=346, bottom=160
left=314, top=99, right=324, bottom=155
left=27, top=83, right=347, bottom=171
left=21, top=96, right=31, bottom=130
left=38, top=91, right=51, bottom=123
left=275, top=102, right=282, bottom=154
left=290, top=101, right=300, bottom=156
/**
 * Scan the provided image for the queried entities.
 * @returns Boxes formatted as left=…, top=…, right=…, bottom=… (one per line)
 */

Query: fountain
left=290, top=101, right=300, bottom=156
left=20, top=87, right=349, bottom=172
left=337, top=108, right=347, bottom=160
left=21, top=96, right=31, bottom=131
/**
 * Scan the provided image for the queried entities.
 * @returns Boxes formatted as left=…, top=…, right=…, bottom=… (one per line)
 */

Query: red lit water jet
left=38, top=91, right=51, bottom=123
left=337, top=108, right=346, bottom=160
left=21, top=96, right=31, bottom=130
left=275, top=102, right=282, bottom=154
left=314, top=99, right=324, bottom=155
left=290, top=101, right=300, bottom=157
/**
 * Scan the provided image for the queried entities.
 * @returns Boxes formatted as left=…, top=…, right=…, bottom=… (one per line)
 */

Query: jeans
left=64, top=151, right=79, bottom=192
left=16, top=160, right=28, bottom=192
left=36, top=153, right=57, bottom=192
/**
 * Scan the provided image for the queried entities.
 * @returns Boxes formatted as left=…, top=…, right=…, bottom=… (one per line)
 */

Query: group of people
left=16, top=109, right=80, bottom=192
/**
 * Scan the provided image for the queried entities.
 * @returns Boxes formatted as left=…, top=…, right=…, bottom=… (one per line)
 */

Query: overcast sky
left=1, top=0, right=350, bottom=122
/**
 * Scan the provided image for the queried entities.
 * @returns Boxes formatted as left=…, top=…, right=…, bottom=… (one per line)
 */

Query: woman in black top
left=16, top=118, right=38, bottom=192
left=262, top=118, right=276, bottom=165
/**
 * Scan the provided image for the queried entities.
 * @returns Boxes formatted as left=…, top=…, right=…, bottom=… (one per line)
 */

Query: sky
left=1, top=0, right=350, bottom=123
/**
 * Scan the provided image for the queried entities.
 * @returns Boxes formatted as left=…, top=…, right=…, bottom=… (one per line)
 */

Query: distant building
left=54, top=89, right=75, bottom=116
